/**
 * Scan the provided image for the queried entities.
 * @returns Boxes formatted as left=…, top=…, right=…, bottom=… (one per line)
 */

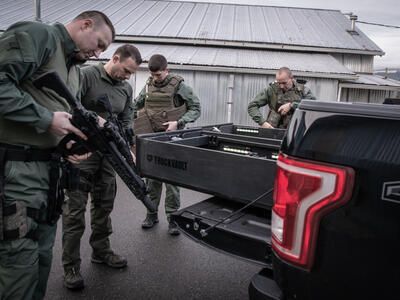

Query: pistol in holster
left=46, top=153, right=81, bottom=225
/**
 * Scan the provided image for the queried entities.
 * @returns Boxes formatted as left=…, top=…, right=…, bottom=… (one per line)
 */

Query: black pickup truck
left=136, top=100, right=400, bottom=300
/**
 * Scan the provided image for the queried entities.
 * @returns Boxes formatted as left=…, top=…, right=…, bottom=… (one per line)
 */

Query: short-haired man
left=134, top=54, right=200, bottom=235
left=0, top=11, right=114, bottom=300
left=62, top=44, right=142, bottom=289
left=248, top=67, right=316, bottom=129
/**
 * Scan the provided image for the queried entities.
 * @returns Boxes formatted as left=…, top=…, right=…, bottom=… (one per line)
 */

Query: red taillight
left=271, top=154, right=354, bottom=270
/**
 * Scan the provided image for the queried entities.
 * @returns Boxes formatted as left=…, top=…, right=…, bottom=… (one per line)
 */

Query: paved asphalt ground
left=45, top=178, right=261, bottom=300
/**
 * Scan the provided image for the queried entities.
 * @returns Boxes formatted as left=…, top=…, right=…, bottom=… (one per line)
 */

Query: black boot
left=64, top=267, right=84, bottom=290
left=141, top=213, right=159, bottom=229
left=168, top=221, right=180, bottom=236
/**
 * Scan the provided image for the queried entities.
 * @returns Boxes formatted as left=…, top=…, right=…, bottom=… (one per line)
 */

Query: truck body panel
left=271, top=101, right=400, bottom=300
left=136, top=101, right=400, bottom=300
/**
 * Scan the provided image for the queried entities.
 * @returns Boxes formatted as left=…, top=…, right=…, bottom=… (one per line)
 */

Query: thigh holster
left=2, top=202, right=45, bottom=241
left=0, top=144, right=54, bottom=240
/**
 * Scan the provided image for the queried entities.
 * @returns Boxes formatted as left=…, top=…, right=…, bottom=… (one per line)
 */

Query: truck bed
left=136, top=124, right=283, bottom=265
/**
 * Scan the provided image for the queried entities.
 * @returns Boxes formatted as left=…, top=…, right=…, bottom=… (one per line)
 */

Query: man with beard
left=0, top=11, right=114, bottom=300
left=62, top=44, right=142, bottom=290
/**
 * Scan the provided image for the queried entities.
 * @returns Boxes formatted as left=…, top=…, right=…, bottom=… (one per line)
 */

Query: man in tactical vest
left=62, top=44, right=142, bottom=290
left=0, top=11, right=114, bottom=300
left=134, top=54, right=201, bottom=235
left=248, top=67, right=316, bottom=129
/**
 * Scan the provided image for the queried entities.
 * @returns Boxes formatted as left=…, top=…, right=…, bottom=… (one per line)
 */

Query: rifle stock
left=33, top=71, right=156, bottom=213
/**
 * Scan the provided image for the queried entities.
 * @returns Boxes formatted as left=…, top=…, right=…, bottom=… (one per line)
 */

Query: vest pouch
left=133, top=109, right=154, bottom=135
left=266, top=109, right=282, bottom=128
left=147, top=109, right=170, bottom=132
left=148, top=105, right=187, bottom=132
left=281, top=114, right=293, bottom=128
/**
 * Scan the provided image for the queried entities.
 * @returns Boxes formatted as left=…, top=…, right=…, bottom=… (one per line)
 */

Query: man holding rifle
left=0, top=11, right=114, bottom=300
left=62, top=44, right=142, bottom=290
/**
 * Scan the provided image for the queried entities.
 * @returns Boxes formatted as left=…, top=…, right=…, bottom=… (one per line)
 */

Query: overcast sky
left=170, top=0, right=400, bottom=70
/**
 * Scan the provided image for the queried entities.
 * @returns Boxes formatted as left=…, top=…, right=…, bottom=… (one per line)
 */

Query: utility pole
left=34, top=0, right=42, bottom=22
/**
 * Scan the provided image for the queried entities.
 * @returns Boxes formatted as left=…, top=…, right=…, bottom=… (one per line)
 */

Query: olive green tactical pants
left=62, top=153, right=116, bottom=271
left=0, top=160, right=56, bottom=300
left=146, top=179, right=180, bottom=221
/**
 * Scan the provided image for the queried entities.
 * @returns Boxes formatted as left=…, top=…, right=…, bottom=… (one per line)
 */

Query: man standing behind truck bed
left=248, top=67, right=316, bottom=129
left=0, top=11, right=114, bottom=300
left=134, top=54, right=200, bottom=235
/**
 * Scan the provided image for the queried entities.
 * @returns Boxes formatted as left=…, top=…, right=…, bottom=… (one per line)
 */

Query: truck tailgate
left=171, top=196, right=272, bottom=267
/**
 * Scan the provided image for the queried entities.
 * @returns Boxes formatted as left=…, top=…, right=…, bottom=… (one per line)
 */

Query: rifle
left=33, top=71, right=156, bottom=213
left=96, top=94, right=134, bottom=147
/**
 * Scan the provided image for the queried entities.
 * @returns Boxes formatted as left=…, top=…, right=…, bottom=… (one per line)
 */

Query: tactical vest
left=0, top=33, right=80, bottom=148
left=134, top=74, right=187, bottom=134
left=266, top=81, right=305, bottom=129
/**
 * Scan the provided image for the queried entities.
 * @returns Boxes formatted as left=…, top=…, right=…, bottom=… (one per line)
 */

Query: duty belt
left=0, top=143, right=53, bottom=161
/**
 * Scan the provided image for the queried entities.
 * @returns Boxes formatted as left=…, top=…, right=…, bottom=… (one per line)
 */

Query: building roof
left=341, top=74, right=400, bottom=90
left=96, top=42, right=356, bottom=79
left=0, top=0, right=383, bottom=55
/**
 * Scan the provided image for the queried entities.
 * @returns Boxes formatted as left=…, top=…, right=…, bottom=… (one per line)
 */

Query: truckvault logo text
left=147, top=154, right=188, bottom=171
left=381, top=181, right=400, bottom=203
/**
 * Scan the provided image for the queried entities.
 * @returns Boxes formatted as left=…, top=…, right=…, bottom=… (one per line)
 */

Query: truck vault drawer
left=136, top=125, right=282, bottom=208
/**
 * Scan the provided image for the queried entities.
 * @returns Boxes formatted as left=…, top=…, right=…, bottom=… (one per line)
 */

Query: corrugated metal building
left=1, top=0, right=399, bottom=126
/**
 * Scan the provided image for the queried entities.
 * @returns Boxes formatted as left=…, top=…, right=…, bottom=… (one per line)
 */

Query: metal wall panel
left=332, top=54, right=374, bottom=73
left=231, top=73, right=273, bottom=126
left=368, top=90, right=389, bottom=104
left=177, top=70, right=229, bottom=127
left=301, top=77, right=339, bottom=101
left=133, top=70, right=149, bottom=98
left=341, top=88, right=364, bottom=103
left=132, top=68, right=340, bottom=127
left=340, top=88, right=398, bottom=103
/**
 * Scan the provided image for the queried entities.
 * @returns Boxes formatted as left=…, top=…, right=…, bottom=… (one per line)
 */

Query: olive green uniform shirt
left=134, top=78, right=201, bottom=127
left=248, top=80, right=316, bottom=125
left=0, top=21, right=79, bottom=147
left=0, top=21, right=80, bottom=300
left=80, top=63, right=134, bottom=129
